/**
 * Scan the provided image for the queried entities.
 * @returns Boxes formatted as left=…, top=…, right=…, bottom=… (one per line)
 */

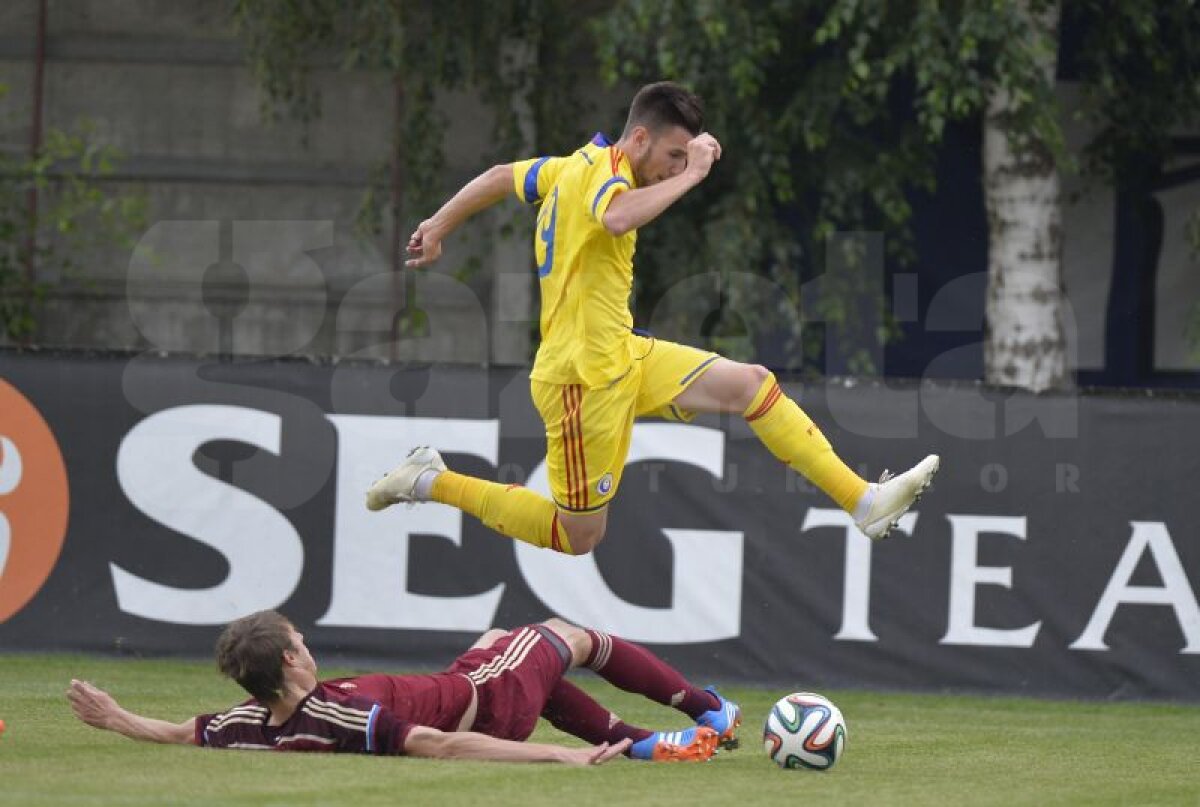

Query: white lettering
left=800, top=508, right=917, bottom=643
left=112, top=405, right=304, bottom=624
left=515, top=423, right=743, bottom=643
left=0, top=435, right=21, bottom=578
left=0, top=516, right=7, bottom=581
left=1070, top=521, right=1200, bottom=653
left=0, top=435, right=22, bottom=494
left=941, top=514, right=1041, bottom=647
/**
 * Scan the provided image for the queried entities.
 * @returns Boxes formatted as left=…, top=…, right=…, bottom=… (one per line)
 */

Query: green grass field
left=2, top=654, right=1198, bottom=806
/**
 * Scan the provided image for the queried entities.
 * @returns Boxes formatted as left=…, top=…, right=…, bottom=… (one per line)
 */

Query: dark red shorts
left=326, top=671, right=474, bottom=733
left=444, top=624, right=572, bottom=741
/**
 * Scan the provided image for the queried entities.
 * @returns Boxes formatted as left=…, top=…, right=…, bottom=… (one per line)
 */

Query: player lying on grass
left=369, top=80, right=938, bottom=555
left=68, top=610, right=741, bottom=765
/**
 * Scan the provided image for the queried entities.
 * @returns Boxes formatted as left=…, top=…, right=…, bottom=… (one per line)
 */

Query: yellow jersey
left=512, top=133, right=638, bottom=389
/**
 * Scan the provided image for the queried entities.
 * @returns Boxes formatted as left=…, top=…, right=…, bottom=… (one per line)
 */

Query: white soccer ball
left=762, top=691, right=847, bottom=771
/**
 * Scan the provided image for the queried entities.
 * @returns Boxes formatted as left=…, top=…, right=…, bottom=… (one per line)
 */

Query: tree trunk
left=983, top=0, right=1069, bottom=391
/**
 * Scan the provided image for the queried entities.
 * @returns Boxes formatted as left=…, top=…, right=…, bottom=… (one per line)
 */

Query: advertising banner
left=1, top=350, right=1197, bottom=699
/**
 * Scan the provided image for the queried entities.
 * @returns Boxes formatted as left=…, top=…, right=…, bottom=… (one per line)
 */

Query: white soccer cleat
left=855, top=454, right=940, bottom=541
left=365, top=446, right=446, bottom=511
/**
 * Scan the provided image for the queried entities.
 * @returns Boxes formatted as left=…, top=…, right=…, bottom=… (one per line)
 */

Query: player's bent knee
left=542, top=618, right=590, bottom=667
left=742, top=363, right=769, bottom=396
left=558, top=512, right=606, bottom=555
left=566, top=529, right=604, bottom=554
left=541, top=617, right=577, bottom=633
left=746, top=363, right=770, bottom=387
left=470, top=628, right=507, bottom=650
left=732, top=363, right=770, bottom=410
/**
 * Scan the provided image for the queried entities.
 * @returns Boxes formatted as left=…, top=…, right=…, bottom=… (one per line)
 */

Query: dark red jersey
left=195, top=681, right=417, bottom=754
left=194, top=625, right=569, bottom=754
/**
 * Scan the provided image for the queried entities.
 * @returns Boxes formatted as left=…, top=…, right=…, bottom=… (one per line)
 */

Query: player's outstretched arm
left=403, top=726, right=630, bottom=765
left=406, top=163, right=514, bottom=268
left=67, top=679, right=196, bottom=745
left=602, top=132, right=721, bottom=236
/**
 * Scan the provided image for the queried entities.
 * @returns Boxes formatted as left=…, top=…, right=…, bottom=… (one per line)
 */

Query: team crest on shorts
left=597, top=473, right=613, bottom=495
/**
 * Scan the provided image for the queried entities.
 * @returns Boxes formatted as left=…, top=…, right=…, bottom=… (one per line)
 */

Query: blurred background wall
left=1, top=1, right=1197, bottom=386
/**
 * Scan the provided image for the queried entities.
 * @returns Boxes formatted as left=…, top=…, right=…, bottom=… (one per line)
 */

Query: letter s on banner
left=112, top=405, right=304, bottom=624
left=515, top=423, right=743, bottom=644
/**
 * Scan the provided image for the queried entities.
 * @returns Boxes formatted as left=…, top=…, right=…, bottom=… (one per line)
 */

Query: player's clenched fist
left=685, top=133, right=722, bottom=181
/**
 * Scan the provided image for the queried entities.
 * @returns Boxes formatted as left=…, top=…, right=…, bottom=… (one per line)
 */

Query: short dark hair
left=622, top=81, right=704, bottom=138
left=215, top=610, right=294, bottom=701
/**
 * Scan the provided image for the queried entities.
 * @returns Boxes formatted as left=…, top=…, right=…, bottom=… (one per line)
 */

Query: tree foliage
left=595, top=0, right=1200, bottom=375
left=231, top=0, right=1200, bottom=373
left=231, top=0, right=593, bottom=240
left=1072, top=1, right=1200, bottom=358
left=0, top=84, right=145, bottom=341
left=1069, top=0, right=1200, bottom=185
left=594, top=0, right=1068, bottom=372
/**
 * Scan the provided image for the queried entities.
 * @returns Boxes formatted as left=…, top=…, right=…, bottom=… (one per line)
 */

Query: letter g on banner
left=515, top=423, right=743, bottom=643
left=0, top=379, right=70, bottom=623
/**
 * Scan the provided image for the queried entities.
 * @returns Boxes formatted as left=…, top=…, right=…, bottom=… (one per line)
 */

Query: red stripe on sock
left=746, top=383, right=782, bottom=422
left=762, top=385, right=782, bottom=415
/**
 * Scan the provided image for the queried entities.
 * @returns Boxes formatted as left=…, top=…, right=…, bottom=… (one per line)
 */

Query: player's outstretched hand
left=67, top=679, right=119, bottom=730
left=563, top=738, right=632, bottom=766
left=405, top=219, right=443, bottom=268
left=685, top=132, right=722, bottom=182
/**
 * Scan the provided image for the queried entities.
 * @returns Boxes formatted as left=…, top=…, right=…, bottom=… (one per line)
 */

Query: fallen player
left=68, top=610, right=741, bottom=765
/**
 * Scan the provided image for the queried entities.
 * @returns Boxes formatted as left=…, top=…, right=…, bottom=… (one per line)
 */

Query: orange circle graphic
left=0, top=378, right=70, bottom=623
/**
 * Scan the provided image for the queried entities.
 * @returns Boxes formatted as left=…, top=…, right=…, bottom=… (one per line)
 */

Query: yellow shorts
left=530, top=335, right=719, bottom=513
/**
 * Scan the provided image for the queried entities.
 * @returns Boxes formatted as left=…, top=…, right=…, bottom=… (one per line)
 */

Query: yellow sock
left=744, top=373, right=868, bottom=512
left=430, top=470, right=574, bottom=554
